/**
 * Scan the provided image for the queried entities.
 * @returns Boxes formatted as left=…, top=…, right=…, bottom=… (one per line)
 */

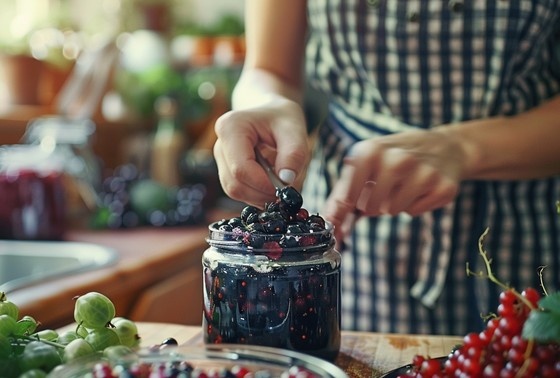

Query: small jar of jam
left=0, top=145, right=66, bottom=240
left=202, top=187, right=341, bottom=361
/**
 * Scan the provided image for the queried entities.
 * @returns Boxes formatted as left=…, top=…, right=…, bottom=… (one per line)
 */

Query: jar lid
left=23, top=116, right=96, bottom=146
left=0, top=144, right=64, bottom=173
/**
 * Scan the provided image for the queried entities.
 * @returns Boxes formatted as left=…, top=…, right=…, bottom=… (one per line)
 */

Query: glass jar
left=202, top=221, right=341, bottom=361
left=0, top=145, right=66, bottom=240
left=22, top=116, right=101, bottom=217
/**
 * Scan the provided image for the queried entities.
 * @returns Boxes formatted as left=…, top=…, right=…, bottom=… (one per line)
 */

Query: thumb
left=274, top=137, right=310, bottom=186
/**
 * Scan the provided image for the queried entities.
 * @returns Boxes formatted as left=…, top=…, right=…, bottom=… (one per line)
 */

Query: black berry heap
left=92, top=163, right=206, bottom=229
left=396, top=229, right=560, bottom=378
left=203, top=186, right=341, bottom=361
left=212, top=186, right=331, bottom=257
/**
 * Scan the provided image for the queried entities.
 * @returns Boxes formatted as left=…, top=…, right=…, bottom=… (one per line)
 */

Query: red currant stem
left=467, top=228, right=536, bottom=310
left=537, top=266, right=549, bottom=296
left=515, top=339, right=535, bottom=378
left=465, top=228, right=510, bottom=292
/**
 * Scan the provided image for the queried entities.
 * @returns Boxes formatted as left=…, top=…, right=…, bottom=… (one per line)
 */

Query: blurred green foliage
left=114, top=64, right=240, bottom=123
left=175, top=13, right=244, bottom=37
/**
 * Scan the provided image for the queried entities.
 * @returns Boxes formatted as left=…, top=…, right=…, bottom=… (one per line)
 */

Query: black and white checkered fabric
left=302, top=0, right=560, bottom=335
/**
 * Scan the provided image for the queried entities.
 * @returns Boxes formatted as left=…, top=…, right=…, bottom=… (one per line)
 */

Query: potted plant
left=0, top=32, right=44, bottom=105
left=0, top=1, right=78, bottom=107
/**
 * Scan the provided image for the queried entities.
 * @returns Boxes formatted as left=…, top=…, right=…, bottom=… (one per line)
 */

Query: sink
left=0, top=240, right=118, bottom=293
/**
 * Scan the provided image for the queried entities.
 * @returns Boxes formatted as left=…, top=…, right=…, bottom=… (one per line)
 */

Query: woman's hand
left=324, top=94, right=560, bottom=242
left=213, top=96, right=310, bottom=208
left=323, top=127, right=466, bottom=240
left=212, top=1, right=309, bottom=209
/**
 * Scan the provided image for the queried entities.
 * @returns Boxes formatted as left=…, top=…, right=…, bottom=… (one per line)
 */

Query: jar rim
left=206, top=221, right=335, bottom=254
left=24, top=116, right=96, bottom=145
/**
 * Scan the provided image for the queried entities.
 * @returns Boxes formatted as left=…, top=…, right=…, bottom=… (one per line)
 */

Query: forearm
left=445, top=95, right=560, bottom=180
left=233, top=0, right=307, bottom=111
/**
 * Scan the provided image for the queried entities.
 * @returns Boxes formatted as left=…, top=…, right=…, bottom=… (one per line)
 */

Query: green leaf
left=522, top=292, right=560, bottom=342
left=538, top=292, right=560, bottom=311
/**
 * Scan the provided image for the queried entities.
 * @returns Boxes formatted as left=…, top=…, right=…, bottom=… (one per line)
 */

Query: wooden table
left=128, top=322, right=462, bottom=378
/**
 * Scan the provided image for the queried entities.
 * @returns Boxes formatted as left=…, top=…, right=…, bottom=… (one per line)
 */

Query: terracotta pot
left=39, top=62, right=74, bottom=106
left=0, top=54, right=44, bottom=105
left=139, top=3, right=170, bottom=33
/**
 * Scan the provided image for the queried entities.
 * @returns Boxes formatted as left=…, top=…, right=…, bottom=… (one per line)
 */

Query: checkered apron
left=302, top=0, right=560, bottom=335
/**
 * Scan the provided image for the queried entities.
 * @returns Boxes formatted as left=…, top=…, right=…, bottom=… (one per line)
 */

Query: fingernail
left=278, top=169, right=296, bottom=185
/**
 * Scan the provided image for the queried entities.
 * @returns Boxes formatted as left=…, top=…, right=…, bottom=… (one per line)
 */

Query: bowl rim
left=48, top=344, right=348, bottom=378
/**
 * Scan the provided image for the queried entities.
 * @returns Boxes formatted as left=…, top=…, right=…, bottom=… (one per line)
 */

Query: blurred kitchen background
left=0, top=0, right=247, bottom=235
left=0, top=0, right=333, bottom=330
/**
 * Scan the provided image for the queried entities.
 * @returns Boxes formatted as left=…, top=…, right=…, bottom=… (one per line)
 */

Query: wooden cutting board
left=335, top=331, right=461, bottom=377
left=128, top=322, right=463, bottom=378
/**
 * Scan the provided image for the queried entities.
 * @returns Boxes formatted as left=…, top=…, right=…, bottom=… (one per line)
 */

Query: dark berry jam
left=202, top=187, right=341, bottom=361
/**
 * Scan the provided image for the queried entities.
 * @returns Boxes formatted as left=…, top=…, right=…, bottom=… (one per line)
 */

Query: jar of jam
left=202, top=187, right=341, bottom=361
left=0, top=145, right=66, bottom=240
left=22, top=116, right=101, bottom=218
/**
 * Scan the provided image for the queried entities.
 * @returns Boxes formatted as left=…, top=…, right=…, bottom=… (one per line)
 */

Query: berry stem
left=467, top=228, right=536, bottom=310
left=12, top=335, right=66, bottom=349
left=466, top=228, right=509, bottom=291
left=537, top=266, right=549, bottom=297
left=516, top=339, right=535, bottom=378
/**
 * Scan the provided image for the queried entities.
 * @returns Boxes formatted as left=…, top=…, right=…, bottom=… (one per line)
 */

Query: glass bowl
left=47, top=344, right=348, bottom=378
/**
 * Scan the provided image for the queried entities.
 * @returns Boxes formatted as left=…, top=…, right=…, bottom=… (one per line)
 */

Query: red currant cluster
left=397, top=288, right=560, bottom=377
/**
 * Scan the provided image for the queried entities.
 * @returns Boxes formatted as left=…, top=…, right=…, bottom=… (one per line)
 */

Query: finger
left=214, top=112, right=279, bottom=202
left=382, top=165, right=437, bottom=215
left=405, top=177, right=458, bottom=216
left=323, top=158, right=372, bottom=232
left=362, top=148, right=412, bottom=215
left=356, top=181, right=377, bottom=212
left=323, top=139, right=384, bottom=234
left=333, top=181, right=374, bottom=240
left=272, top=119, right=310, bottom=186
left=214, top=139, right=275, bottom=207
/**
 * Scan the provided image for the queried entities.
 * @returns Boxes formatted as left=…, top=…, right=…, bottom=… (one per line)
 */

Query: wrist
left=435, top=117, right=511, bottom=180
left=232, top=69, right=303, bottom=110
left=433, top=120, right=489, bottom=180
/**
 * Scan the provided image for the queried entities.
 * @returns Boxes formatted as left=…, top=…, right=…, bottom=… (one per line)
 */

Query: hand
left=323, top=127, right=466, bottom=241
left=213, top=97, right=310, bottom=208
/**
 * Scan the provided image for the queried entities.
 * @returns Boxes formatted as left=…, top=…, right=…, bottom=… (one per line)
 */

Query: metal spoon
left=254, top=147, right=287, bottom=189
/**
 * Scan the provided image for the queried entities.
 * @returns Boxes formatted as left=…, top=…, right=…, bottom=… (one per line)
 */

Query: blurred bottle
left=150, top=96, right=186, bottom=187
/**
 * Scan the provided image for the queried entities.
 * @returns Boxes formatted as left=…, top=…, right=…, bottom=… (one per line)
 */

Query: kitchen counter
left=10, top=224, right=213, bottom=329
left=59, top=322, right=462, bottom=378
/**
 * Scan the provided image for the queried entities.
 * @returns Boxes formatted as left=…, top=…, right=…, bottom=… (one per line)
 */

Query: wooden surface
left=124, top=322, right=463, bottom=378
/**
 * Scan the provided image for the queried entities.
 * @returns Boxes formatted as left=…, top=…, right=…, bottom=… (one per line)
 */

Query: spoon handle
left=254, top=148, right=287, bottom=189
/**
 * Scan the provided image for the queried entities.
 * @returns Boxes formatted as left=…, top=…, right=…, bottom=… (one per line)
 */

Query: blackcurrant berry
left=264, top=219, right=287, bottom=234
left=278, top=186, right=303, bottom=213
left=240, top=205, right=260, bottom=225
